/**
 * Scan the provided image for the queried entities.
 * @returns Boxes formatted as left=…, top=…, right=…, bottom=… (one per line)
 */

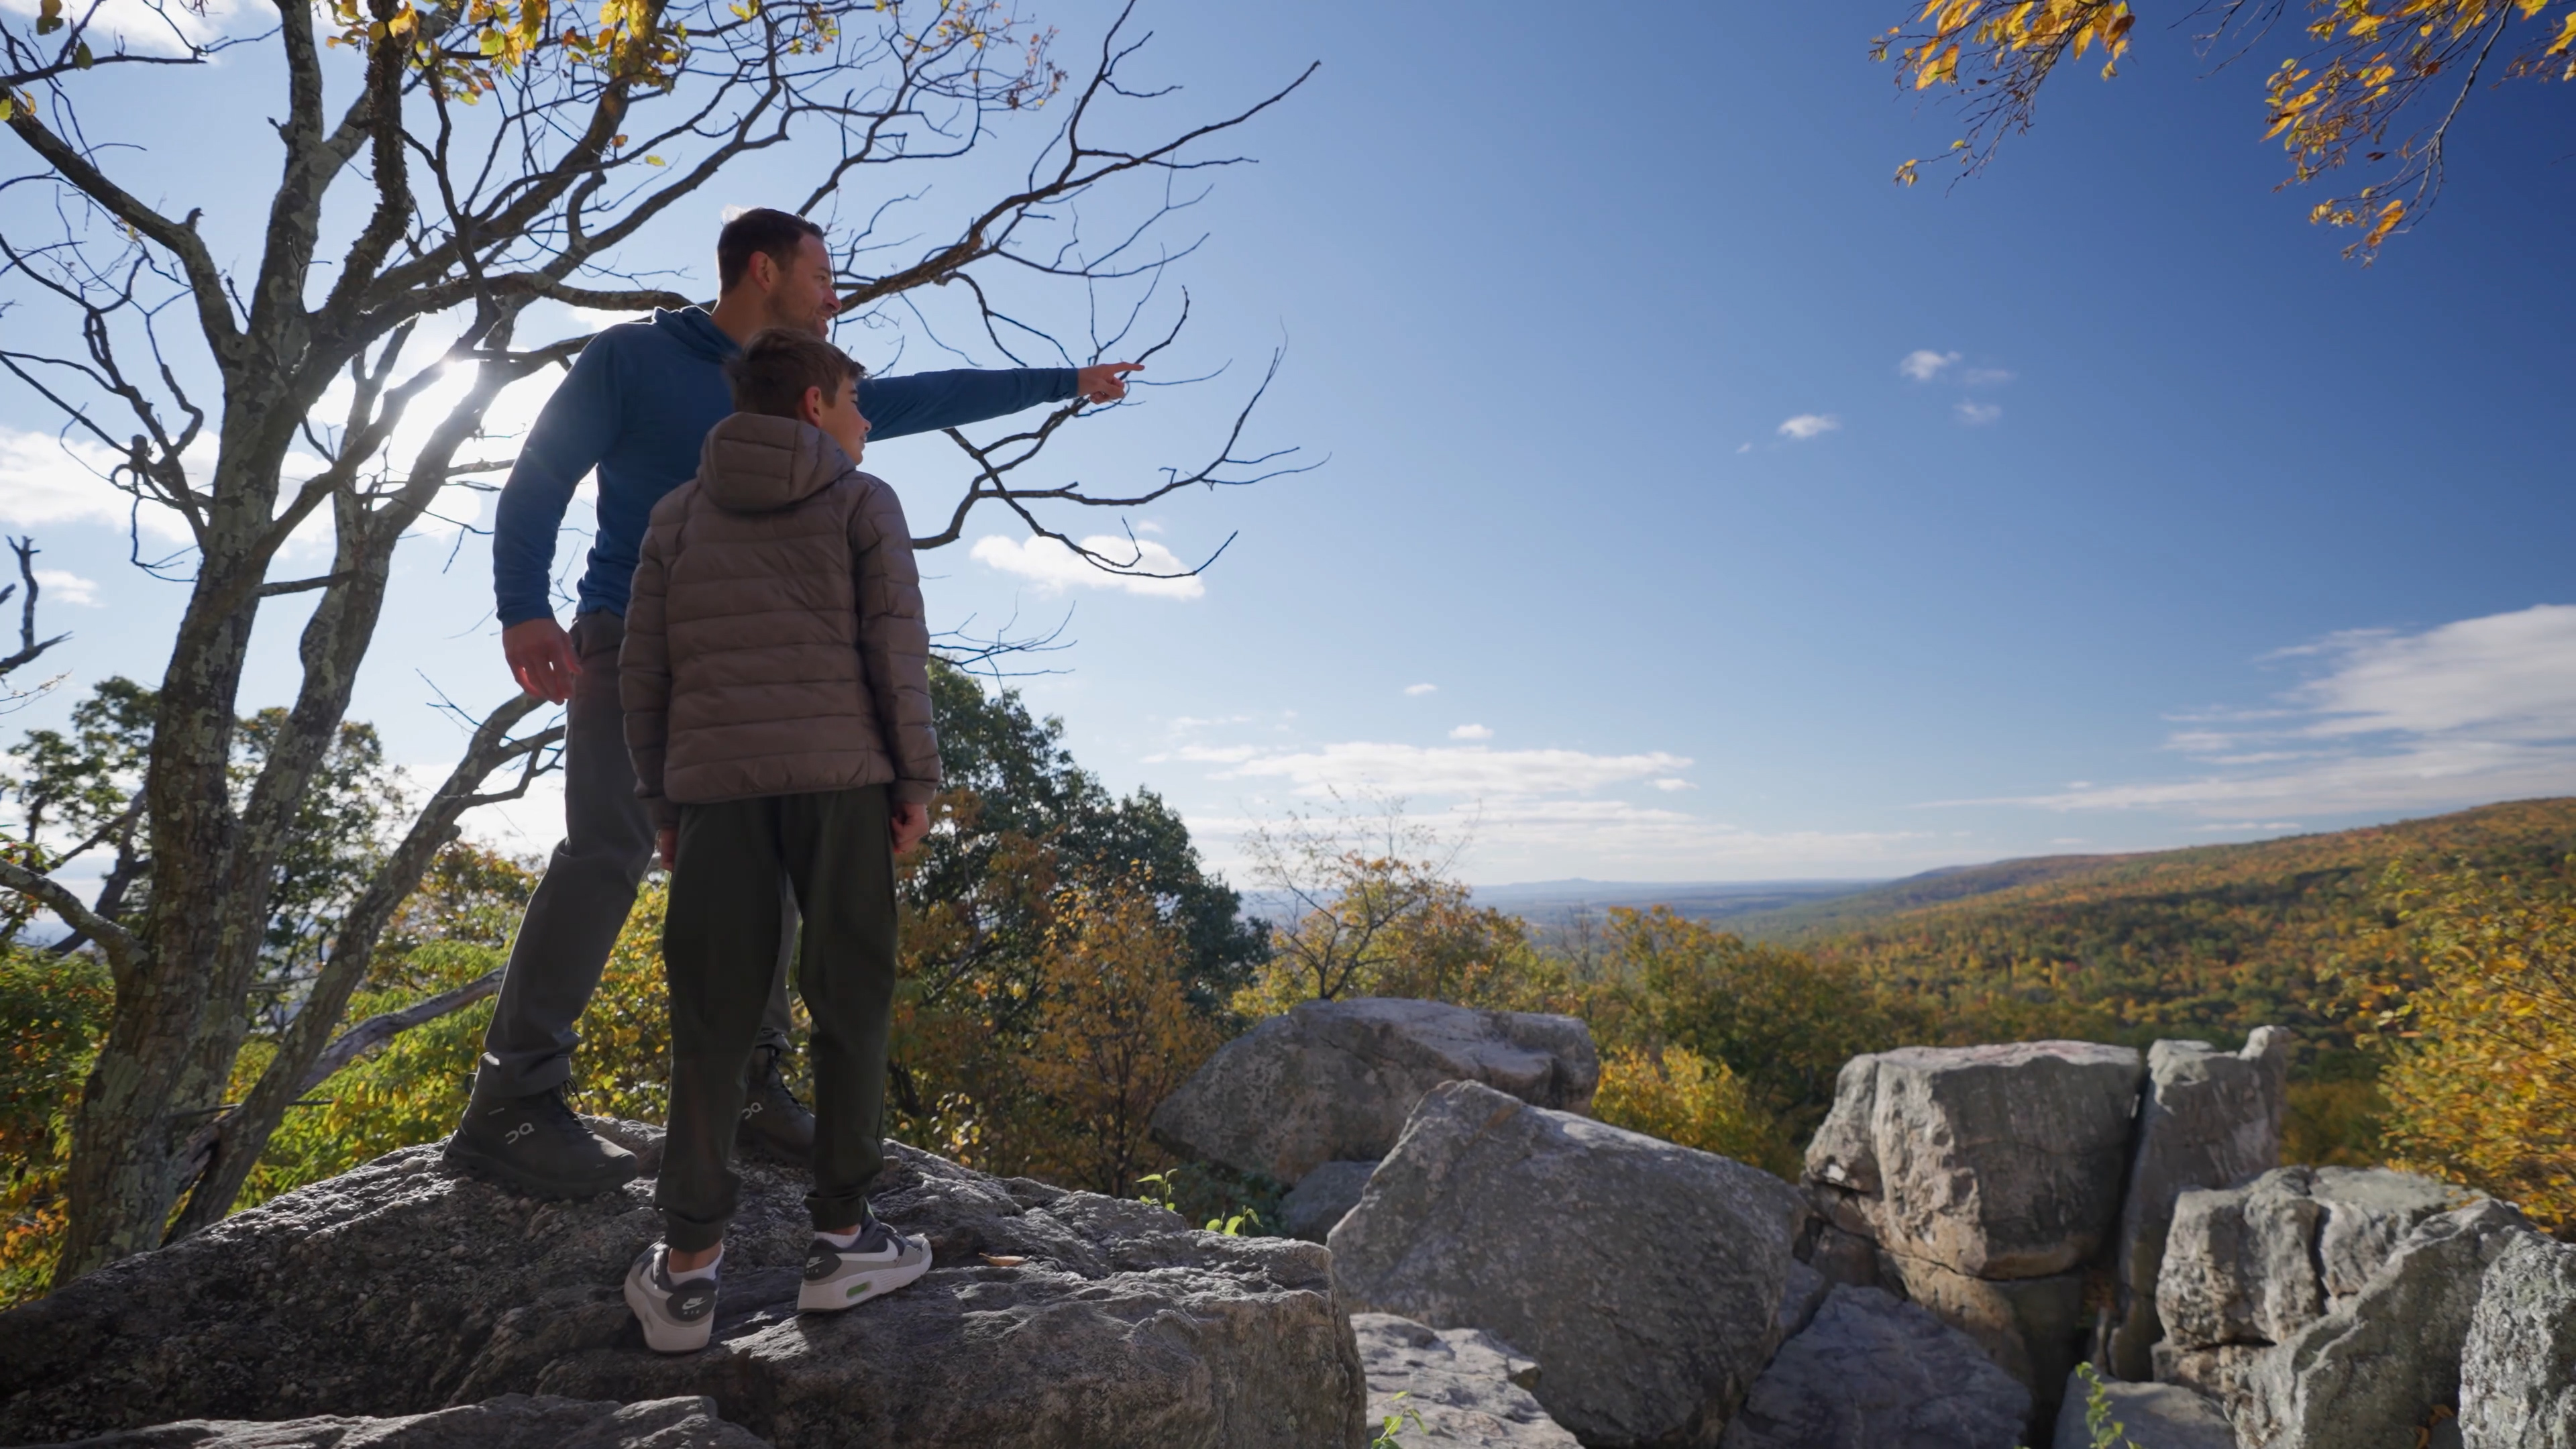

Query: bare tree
left=0, top=537, right=71, bottom=709
left=0, top=0, right=1308, bottom=1283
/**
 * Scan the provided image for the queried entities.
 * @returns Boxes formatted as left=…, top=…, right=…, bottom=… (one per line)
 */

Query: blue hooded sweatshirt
left=490, top=307, right=1075, bottom=625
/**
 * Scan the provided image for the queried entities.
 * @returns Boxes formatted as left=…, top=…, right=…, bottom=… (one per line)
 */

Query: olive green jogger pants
left=655, top=784, right=898, bottom=1251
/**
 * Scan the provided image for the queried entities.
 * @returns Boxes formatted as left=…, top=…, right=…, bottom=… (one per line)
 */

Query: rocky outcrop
left=2461, top=1230, right=2576, bottom=1449
left=1281, top=1159, right=1378, bottom=1243
left=1150, top=997, right=1599, bottom=1183
left=0, top=1129, right=1366, bottom=1449
left=2108, top=1028, right=2292, bottom=1380
left=2049, top=1374, right=2235, bottom=1449
left=1331, top=1079, right=1805, bottom=1448
left=2238, top=1198, right=2533, bottom=1449
left=22, top=1395, right=770, bottom=1448
left=1801, top=1039, right=2143, bottom=1437
left=2151, top=1163, right=2467, bottom=1419
left=1805, top=1040, right=2143, bottom=1279
left=1715, top=1285, right=2029, bottom=1449
left=1352, top=1313, right=1578, bottom=1448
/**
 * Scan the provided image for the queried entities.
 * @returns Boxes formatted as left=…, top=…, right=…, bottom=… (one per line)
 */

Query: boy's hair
left=727, top=327, right=863, bottom=419
left=716, top=207, right=825, bottom=292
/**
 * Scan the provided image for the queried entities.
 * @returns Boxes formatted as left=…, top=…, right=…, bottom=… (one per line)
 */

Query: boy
left=616, top=326, right=939, bottom=1352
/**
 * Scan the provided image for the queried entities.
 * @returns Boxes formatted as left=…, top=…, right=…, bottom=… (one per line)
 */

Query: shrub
left=1591, top=1043, right=1794, bottom=1177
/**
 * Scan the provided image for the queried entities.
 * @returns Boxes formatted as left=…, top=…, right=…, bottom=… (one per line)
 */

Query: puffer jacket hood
left=695, top=411, right=852, bottom=515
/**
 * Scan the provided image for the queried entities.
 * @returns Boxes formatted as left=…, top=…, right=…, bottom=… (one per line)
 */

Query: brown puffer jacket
left=621, top=412, right=940, bottom=826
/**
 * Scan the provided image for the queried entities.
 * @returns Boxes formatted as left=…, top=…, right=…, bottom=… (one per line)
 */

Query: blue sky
left=6, top=1, right=2575, bottom=885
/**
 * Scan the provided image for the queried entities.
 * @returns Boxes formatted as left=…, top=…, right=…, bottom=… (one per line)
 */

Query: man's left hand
left=1075, top=362, right=1142, bottom=405
left=892, top=800, right=930, bottom=854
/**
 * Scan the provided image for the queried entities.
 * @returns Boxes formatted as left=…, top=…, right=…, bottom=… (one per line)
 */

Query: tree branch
left=297, top=967, right=500, bottom=1095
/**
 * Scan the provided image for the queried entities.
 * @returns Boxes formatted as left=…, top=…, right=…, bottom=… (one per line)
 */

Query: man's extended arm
left=857, top=362, right=1138, bottom=440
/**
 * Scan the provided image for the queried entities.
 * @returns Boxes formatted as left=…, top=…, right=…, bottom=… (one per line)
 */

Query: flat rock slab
left=1331, top=1080, right=1805, bottom=1448
left=2463, top=1230, right=2576, bottom=1449
left=0, top=1132, right=1365, bottom=1449
left=2050, top=1374, right=2235, bottom=1449
left=1352, top=1313, right=1577, bottom=1448
left=1150, top=997, right=1599, bottom=1183
left=1716, top=1285, right=2029, bottom=1449
left=2108, top=1029, right=2290, bottom=1381
left=21, top=1394, right=767, bottom=1448
left=1803, top=1040, right=2143, bottom=1279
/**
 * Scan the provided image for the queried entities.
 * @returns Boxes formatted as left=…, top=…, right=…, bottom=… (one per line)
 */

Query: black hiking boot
left=443, top=1074, right=639, bottom=1199
left=739, top=1044, right=816, bottom=1163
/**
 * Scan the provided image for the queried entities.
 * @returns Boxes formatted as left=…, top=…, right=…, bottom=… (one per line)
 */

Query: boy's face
left=800, top=374, right=869, bottom=463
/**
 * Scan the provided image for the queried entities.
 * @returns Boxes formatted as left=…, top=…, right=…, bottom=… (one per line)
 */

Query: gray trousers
left=479, top=610, right=795, bottom=1097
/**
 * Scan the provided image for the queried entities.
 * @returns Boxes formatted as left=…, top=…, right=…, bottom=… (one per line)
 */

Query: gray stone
left=0, top=1132, right=1366, bottom=1449
left=1804, top=1040, right=2145, bottom=1279
left=1330, top=1079, right=1806, bottom=1448
left=2460, top=1230, right=2576, bottom=1449
left=1715, top=1285, right=2029, bottom=1449
left=1774, top=1260, right=1831, bottom=1342
left=23, top=1395, right=768, bottom=1448
left=2051, top=1373, right=2236, bottom=1449
left=1281, top=1159, right=1378, bottom=1243
left=2157, top=1165, right=2467, bottom=1360
left=2108, top=1028, right=2292, bottom=1381
left=2239, top=1198, right=2534, bottom=1449
left=1150, top=996, right=1599, bottom=1182
left=1801, top=1220, right=1881, bottom=1290
left=1352, top=1313, right=1578, bottom=1448
left=2151, top=1341, right=2275, bottom=1411
left=1881, top=1251, right=2087, bottom=1434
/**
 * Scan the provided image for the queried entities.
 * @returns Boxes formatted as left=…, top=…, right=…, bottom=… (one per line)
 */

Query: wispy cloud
left=1404, top=682, right=1438, bottom=696
left=0, top=428, right=195, bottom=544
left=1777, top=414, right=1840, bottom=441
left=33, top=570, right=101, bottom=607
left=1899, top=350, right=1962, bottom=382
left=1963, top=367, right=2015, bottom=386
left=1955, top=400, right=2002, bottom=425
left=1954, top=604, right=2576, bottom=816
left=969, top=534, right=1207, bottom=599
left=1449, top=723, right=1493, bottom=741
left=1181, top=740, right=1691, bottom=798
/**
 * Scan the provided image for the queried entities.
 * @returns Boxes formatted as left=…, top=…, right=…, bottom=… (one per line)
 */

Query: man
left=455, top=207, right=1138, bottom=1197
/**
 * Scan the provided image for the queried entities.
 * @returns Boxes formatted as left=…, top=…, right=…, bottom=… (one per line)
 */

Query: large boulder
left=1150, top=997, right=1599, bottom=1182
left=0, top=1128, right=1367, bottom=1449
left=2049, top=1373, right=2234, bottom=1449
left=2153, top=1163, right=2467, bottom=1420
left=2459, top=1230, right=2576, bottom=1449
left=1352, top=1313, right=1579, bottom=1448
left=1804, top=1040, right=2144, bottom=1279
left=1878, top=1253, right=2086, bottom=1401
left=1715, top=1285, right=2029, bottom=1449
left=2108, top=1029, right=2292, bottom=1380
left=20, top=1395, right=769, bottom=1448
left=2239, top=1198, right=2534, bottom=1449
left=1330, top=1079, right=1806, bottom=1448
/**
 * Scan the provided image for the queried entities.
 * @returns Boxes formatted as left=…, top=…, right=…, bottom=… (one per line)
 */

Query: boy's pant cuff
left=662, top=1213, right=729, bottom=1253
left=808, top=1195, right=875, bottom=1236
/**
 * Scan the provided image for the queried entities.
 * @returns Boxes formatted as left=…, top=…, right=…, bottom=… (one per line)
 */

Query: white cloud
left=969, top=534, right=1207, bottom=599
left=1449, top=723, right=1493, bottom=741
left=1963, top=367, right=2015, bottom=386
left=1955, top=400, right=2003, bottom=425
left=1954, top=604, right=2576, bottom=817
left=1179, top=740, right=1692, bottom=798
left=1899, top=350, right=1962, bottom=382
left=0, top=427, right=194, bottom=544
left=1404, top=683, right=1438, bottom=696
left=0, top=0, right=245, bottom=53
left=1652, top=777, right=1693, bottom=792
left=1735, top=442, right=1754, bottom=455
left=32, top=570, right=101, bottom=607
left=1777, top=414, right=1840, bottom=441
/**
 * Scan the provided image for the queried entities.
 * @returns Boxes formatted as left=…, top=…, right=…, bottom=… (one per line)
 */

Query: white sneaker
left=798, top=1220, right=931, bottom=1312
left=624, top=1244, right=718, bottom=1353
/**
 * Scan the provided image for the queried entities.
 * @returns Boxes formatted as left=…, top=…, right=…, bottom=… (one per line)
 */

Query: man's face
left=804, top=374, right=870, bottom=464
left=759, top=234, right=839, bottom=337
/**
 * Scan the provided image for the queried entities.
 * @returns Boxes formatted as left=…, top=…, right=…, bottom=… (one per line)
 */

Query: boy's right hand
left=657, top=826, right=678, bottom=871
left=504, top=618, right=581, bottom=703
left=891, top=801, right=929, bottom=854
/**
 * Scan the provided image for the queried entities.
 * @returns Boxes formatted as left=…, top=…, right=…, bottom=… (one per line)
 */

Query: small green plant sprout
left=1206, top=1206, right=1262, bottom=1236
left=1134, top=1172, right=1181, bottom=1215
left=2076, top=1363, right=2140, bottom=1449
left=1368, top=1391, right=1424, bottom=1448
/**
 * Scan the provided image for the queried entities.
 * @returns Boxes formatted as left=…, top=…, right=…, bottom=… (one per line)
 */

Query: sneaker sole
left=624, top=1267, right=714, bottom=1354
left=797, top=1250, right=931, bottom=1313
left=441, top=1134, right=639, bottom=1200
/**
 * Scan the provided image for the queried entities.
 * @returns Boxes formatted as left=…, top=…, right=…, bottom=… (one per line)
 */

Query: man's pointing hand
left=1075, top=362, right=1142, bottom=405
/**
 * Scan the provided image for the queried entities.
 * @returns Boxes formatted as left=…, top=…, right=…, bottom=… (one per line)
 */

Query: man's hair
left=716, top=207, right=825, bottom=292
left=727, top=327, right=863, bottom=419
